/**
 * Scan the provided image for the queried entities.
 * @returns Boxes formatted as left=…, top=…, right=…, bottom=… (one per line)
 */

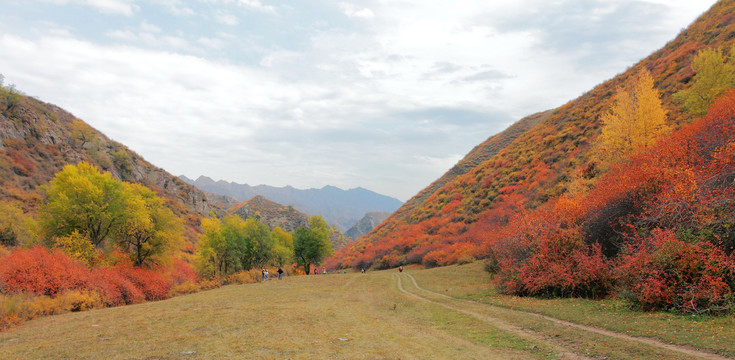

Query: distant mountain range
left=180, top=175, right=403, bottom=232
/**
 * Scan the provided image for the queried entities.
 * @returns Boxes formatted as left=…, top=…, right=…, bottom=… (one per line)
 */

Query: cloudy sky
left=0, top=0, right=716, bottom=201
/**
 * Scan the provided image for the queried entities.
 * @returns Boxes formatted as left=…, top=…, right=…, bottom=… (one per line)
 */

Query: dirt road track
left=397, top=273, right=732, bottom=360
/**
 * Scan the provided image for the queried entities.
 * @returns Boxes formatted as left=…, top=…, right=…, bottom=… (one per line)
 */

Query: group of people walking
left=262, top=267, right=284, bottom=281
left=261, top=265, right=403, bottom=281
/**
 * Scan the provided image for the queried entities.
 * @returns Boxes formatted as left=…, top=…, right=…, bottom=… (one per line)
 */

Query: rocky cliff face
left=345, top=212, right=391, bottom=240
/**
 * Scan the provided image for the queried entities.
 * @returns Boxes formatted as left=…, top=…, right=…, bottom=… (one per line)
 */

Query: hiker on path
left=264, top=268, right=269, bottom=281
left=277, top=267, right=284, bottom=280
left=261, top=269, right=266, bottom=282
left=399, top=266, right=403, bottom=273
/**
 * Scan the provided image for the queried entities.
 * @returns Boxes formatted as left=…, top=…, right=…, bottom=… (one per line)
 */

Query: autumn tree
left=116, top=183, right=183, bottom=267
left=238, top=217, right=274, bottom=269
left=195, top=215, right=228, bottom=277
left=194, top=215, right=274, bottom=277
left=41, top=162, right=128, bottom=247
left=70, top=120, right=96, bottom=149
left=40, top=162, right=184, bottom=267
left=293, top=215, right=333, bottom=275
left=271, top=226, right=294, bottom=267
left=598, top=69, right=670, bottom=160
left=675, top=46, right=735, bottom=116
left=0, top=75, right=23, bottom=112
left=0, top=200, right=39, bottom=247
left=54, top=230, right=97, bottom=265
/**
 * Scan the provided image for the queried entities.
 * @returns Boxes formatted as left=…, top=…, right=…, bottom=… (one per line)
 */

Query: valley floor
left=1, top=262, right=733, bottom=359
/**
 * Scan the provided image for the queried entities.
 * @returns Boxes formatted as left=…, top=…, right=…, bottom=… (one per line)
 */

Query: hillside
left=230, top=195, right=350, bottom=250
left=398, top=111, right=551, bottom=216
left=345, top=212, right=391, bottom=240
left=231, top=195, right=309, bottom=233
left=181, top=175, right=403, bottom=231
left=331, top=0, right=735, bottom=269
left=0, top=91, right=223, bottom=245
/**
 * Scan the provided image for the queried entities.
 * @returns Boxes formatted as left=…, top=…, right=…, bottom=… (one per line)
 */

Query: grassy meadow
left=1, top=262, right=733, bottom=359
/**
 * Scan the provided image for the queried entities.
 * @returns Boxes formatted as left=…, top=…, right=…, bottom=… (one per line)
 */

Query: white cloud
left=215, top=11, right=240, bottom=26
left=0, top=1, right=720, bottom=200
left=237, top=0, right=277, bottom=15
left=43, top=0, right=139, bottom=15
left=339, top=3, right=375, bottom=19
left=105, top=26, right=194, bottom=52
left=153, top=0, right=195, bottom=16
left=139, top=22, right=161, bottom=33
left=197, top=36, right=226, bottom=49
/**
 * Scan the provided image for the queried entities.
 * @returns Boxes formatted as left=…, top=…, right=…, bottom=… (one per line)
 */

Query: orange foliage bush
left=0, top=245, right=200, bottom=328
left=617, top=229, right=735, bottom=313
left=90, top=267, right=145, bottom=306
left=116, top=266, right=170, bottom=301
left=0, top=246, right=91, bottom=296
left=169, top=281, right=201, bottom=296
left=166, top=258, right=200, bottom=285
left=489, top=209, right=613, bottom=298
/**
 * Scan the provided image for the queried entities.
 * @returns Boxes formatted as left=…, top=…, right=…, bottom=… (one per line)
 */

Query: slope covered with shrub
left=0, top=85, right=221, bottom=246
left=331, top=0, right=735, bottom=271
left=490, top=90, right=735, bottom=313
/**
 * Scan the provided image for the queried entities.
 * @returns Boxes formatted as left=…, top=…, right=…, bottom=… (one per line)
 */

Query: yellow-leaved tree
left=271, top=226, right=294, bottom=267
left=116, top=182, right=183, bottom=267
left=675, top=46, right=735, bottom=116
left=598, top=69, right=670, bottom=160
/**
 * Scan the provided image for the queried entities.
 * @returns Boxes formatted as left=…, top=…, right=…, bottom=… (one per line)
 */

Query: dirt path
left=401, top=273, right=733, bottom=360
left=395, top=274, right=593, bottom=360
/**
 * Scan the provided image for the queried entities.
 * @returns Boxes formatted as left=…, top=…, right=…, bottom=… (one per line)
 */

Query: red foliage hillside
left=330, top=0, right=735, bottom=270
left=489, top=90, right=735, bottom=312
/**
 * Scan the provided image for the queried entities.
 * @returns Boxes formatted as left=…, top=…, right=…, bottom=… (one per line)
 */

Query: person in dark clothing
left=277, top=267, right=284, bottom=280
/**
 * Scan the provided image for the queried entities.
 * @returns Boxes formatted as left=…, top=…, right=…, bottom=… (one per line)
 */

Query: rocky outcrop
left=345, top=212, right=391, bottom=240
left=231, top=196, right=308, bottom=232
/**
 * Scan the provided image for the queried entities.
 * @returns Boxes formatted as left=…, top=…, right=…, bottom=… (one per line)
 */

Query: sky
left=0, top=0, right=717, bottom=201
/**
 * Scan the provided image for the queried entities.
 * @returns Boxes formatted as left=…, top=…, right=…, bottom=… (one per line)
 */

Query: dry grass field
left=1, top=263, right=733, bottom=359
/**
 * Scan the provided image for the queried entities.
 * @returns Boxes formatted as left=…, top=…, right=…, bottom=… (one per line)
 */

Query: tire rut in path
left=402, top=273, right=732, bottom=360
left=395, top=274, right=593, bottom=360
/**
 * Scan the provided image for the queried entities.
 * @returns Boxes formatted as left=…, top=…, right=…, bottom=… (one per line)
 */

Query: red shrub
left=90, top=267, right=145, bottom=306
left=6, top=148, right=35, bottom=174
left=117, top=266, right=170, bottom=301
left=617, top=229, right=735, bottom=313
left=0, top=246, right=91, bottom=296
left=495, top=227, right=613, bottom=298
left=519, top=235, right=612, bottom=298
left=166, top=258, right=200, bottom=285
